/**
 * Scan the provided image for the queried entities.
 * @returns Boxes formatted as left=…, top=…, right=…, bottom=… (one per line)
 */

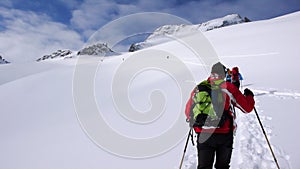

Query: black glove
left=244, top=88, right=254, bottom=97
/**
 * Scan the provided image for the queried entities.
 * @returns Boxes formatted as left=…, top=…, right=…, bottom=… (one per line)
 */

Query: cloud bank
left=0, top=0, right=300, bottom=62
left=70, top=0, right=300, bottom=39
left=0, top=7, right=83, bottom=62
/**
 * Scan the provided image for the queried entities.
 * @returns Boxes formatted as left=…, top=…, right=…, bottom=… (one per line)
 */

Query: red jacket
left=185, top=76, right=255, bottom=133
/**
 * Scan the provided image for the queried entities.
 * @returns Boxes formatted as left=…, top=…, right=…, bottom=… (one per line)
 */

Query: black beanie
left=211, top=62, right=226, bottom=77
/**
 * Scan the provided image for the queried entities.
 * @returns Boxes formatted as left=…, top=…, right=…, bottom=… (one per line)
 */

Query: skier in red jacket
left=185, top=62, right=255, bottom=169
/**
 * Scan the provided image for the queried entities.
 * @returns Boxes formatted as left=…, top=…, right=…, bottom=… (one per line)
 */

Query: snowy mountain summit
left=36, top=43, right=119, bottom=62
left=198, top=14, right=250, bottom=31
left=0, top=55, right=10, bottom=64
left=77, top=43, right=119, bottom=56
left=36, top=49, right=73, bottom=62
left=129, top=14, right=250, bottom=52
left=33, top=14, right=248, bottom=61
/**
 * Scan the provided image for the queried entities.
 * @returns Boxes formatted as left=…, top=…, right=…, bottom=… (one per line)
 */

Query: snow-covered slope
left=129, top=14, right=250, bottom=52
left=0, top=11, right=300, bottom=169
left=193, top=11, right=300, bottom=169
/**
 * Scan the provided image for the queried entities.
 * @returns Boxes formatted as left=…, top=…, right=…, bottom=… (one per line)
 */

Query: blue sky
left=0, top=0, right=300, bottom=62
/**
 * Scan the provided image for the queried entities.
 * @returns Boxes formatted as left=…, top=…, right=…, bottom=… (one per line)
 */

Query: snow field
left=0, top=11, right=300, bottom=169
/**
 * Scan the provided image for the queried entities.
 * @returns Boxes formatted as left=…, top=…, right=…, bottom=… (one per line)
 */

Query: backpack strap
left=197, top=80, right=211, bottom=94
left=213, top=79, right=235, bottom=129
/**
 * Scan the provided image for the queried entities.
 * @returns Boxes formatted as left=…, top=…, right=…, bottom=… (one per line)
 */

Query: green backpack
left=189, top=79, right=229, bottom=128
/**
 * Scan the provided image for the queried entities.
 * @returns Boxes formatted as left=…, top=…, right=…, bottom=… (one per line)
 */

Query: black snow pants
left=197, top=132, right=233, bottom=169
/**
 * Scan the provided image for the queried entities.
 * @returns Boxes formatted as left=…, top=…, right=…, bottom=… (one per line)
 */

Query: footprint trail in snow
left=233, top=107, right=290, bottom=169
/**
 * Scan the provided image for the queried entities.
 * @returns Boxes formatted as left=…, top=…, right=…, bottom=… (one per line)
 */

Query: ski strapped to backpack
left=188, top=79, right=231, bottom=128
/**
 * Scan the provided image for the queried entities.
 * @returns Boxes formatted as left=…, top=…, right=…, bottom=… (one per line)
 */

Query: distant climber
left=231, top=67, right=243, bottom=89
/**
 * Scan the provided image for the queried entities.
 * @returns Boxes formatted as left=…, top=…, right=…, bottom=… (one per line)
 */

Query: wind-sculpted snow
left=253, top=88, right=300, bottom=99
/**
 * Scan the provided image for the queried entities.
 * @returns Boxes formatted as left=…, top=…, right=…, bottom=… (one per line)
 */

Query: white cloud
left=70, top=0, right=131, bottom=38
left=0, top=8, right=84, bottom=63
left=69, top=0, right=230, bottom=39
left=70, top=0, right=300, bottom=38
left=70, top=0, right=193, bottom=40
left=69, top=0, right=245, bottom=50
left=85, top=12, right=192, bottom=52
left=1, top=0, right=298, bottom=62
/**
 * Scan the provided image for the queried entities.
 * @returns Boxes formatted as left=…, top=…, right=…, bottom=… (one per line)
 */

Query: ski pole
left=254, top=107, right=280, bottom=169
left=179, top=128, right=192, bottom=169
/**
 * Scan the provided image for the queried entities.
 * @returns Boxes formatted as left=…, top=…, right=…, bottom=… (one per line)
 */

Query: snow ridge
left=130, top=14, right=250, bottom=52
left=36, top=49, right=73, bottom=61
left=77, top=43, right=119, bottom=56
left=36, top=43, right=119, bottom=62
left=253, top=89, right=300, bottom=99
